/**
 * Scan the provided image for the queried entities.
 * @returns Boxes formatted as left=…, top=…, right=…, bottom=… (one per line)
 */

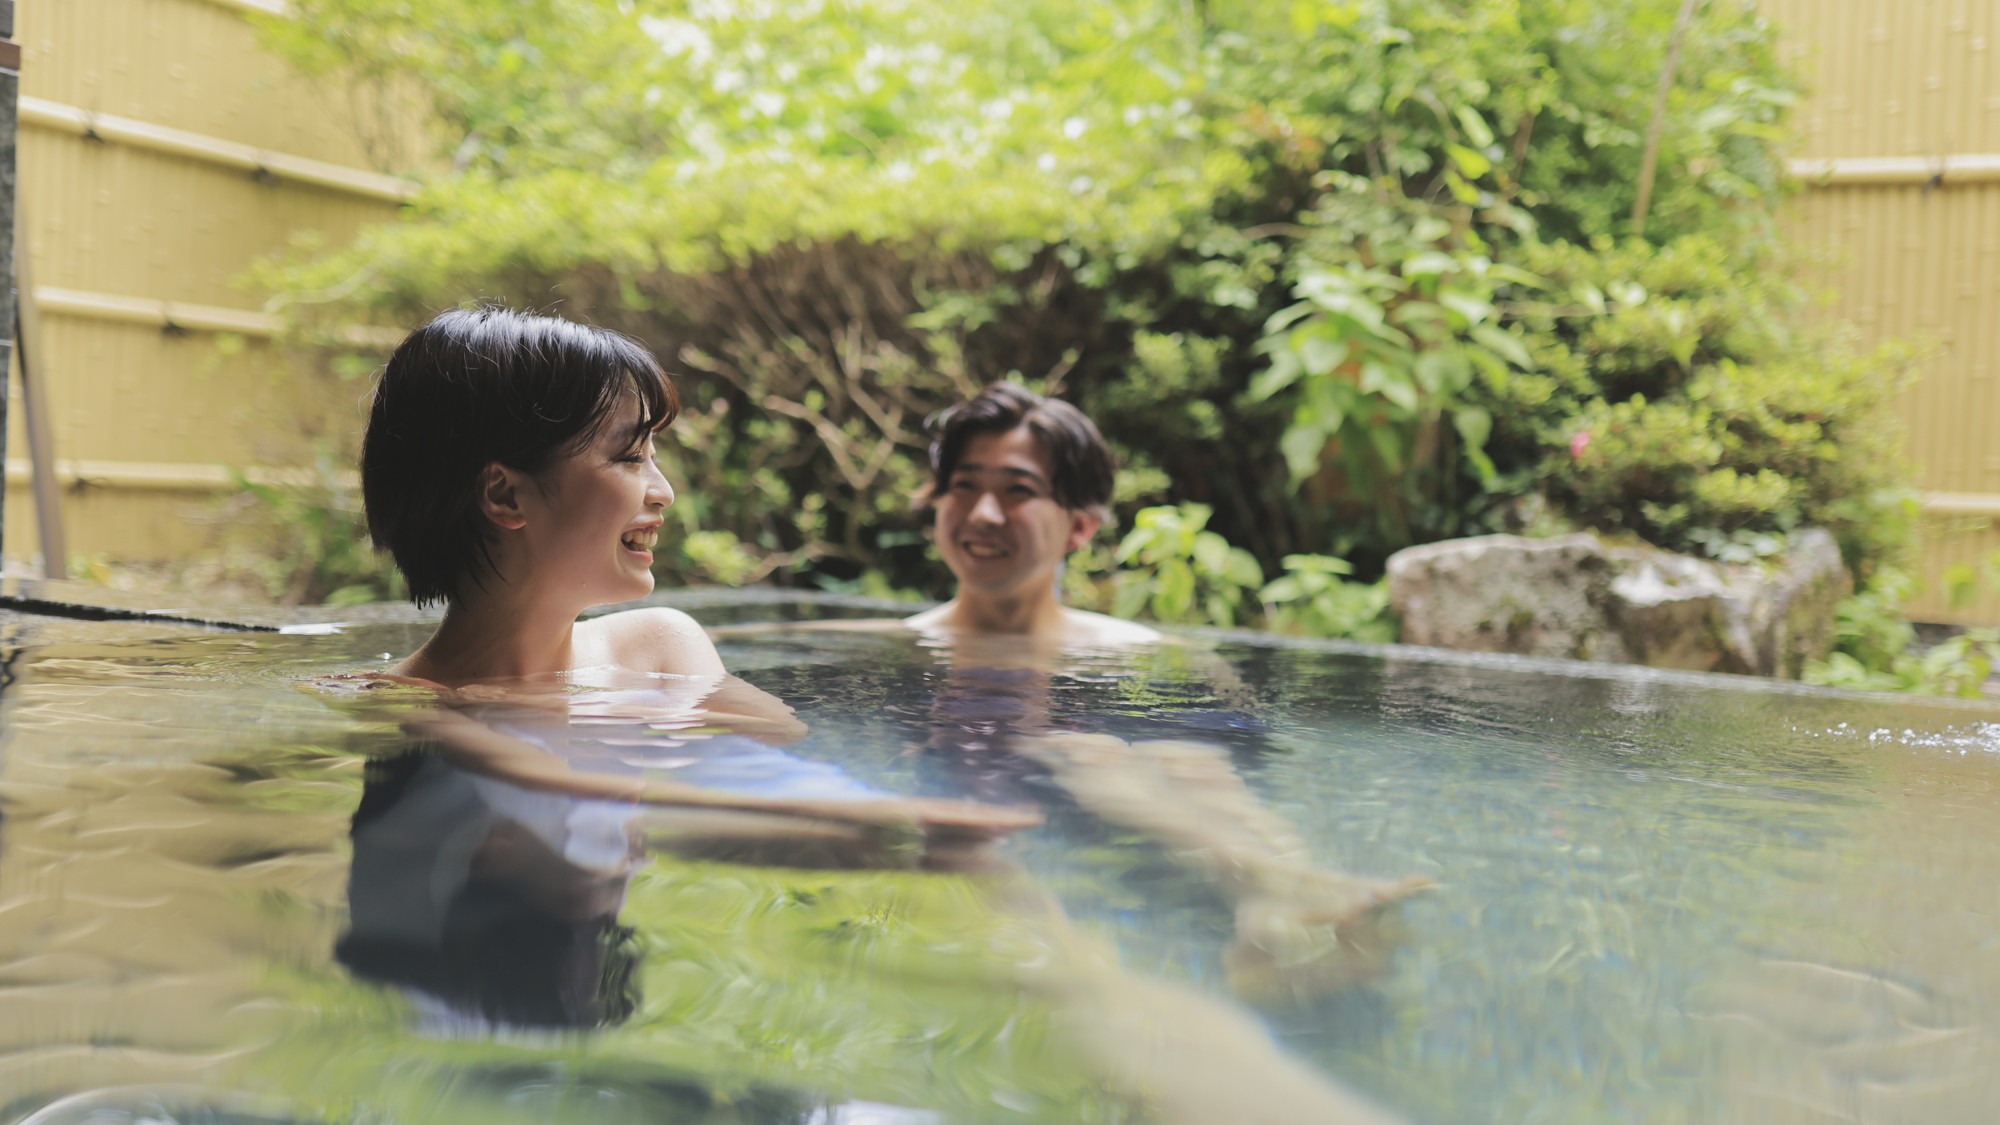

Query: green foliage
left=1479, top=236, right=1921, bottom=577
left=1110, top=503, right=1264, bottom=627
left=227, top=458, right=406, bottom=605
left=1260, top=555, right=1397, bottom=642
left=1805, top=556, right=2000, bottom=699
left=247, top=0, right=1912, bottom=615
left=1248, top=183, right=1532, bottom=552
left=1513, top=0, right=1796, bottom=247
left=1082, top=504, right=1394, bottom=639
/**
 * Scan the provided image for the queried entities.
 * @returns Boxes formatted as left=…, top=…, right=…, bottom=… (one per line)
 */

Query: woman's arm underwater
left=406, top=706, right=1040, bottom=846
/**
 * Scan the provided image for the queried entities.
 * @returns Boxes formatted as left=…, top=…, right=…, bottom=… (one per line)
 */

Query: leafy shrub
left=1805, top=554, right=2000, bottom=698
left=1260, top=556, right=1397, bottom=643
left=226, top=458, right=405, bottom=605
left=1066, top=504, right=1395, bottom=639
left=1476, top=236, right=1922, bottom=578
left=1108, top=504, right=1265, bottom=628
left=245, top=0, right=1915, bottom=619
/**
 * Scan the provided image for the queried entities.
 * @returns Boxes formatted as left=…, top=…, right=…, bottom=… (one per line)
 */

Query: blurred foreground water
left=1, top=606, right=1996, bottom=1124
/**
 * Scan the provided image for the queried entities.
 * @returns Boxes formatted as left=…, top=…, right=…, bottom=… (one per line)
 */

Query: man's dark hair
left=920, top=383, right=1114, bottom=519
left=362, top=307, right=679, bottom=605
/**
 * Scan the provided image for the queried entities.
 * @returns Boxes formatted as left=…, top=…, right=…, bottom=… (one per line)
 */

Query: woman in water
left=356, top=305, right=1032, bottom=840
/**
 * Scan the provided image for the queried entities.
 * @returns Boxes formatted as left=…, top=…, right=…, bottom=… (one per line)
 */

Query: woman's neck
left=399, top=590, right=583, bottom=686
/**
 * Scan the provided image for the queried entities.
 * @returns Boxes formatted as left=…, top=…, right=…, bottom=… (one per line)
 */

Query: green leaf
left=1246, top=352, right=1305, bottom=402
left=1453, top=105, right=1495, bottom=148
left=1360, top=362, right=1420, bottom=412
left=1944, top=563, right=1977, bottom=609
left=1112, top=579, right=1152, bottom=620
left=1446, top=143, right=1491, bottom=179
left=1299, top=334, right=1350, bottom=376
left=1261, top=575, right=1306, bottom=603
left=1223, top=547, right=1264, bottom=588
left=1281, top=421, right=1327, bottom=481
left=1401, top=251, right=1458, bottom=278
left=1283, top=553, right=1353, bottom=575
left=1367, top=423, right=1406, bottom=472
left=1470, top=323, right=1533, bottom=368
left=1192, top=531, right=1230, bottom=576
left=1415, top=349, right=1472, bottom=394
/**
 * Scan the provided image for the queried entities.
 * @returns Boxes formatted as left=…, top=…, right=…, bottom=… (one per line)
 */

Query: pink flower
left=1569, top=430, right=1591, bottom=459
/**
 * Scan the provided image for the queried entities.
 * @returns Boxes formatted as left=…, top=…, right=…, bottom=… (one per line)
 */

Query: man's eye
left=950, top=479, right=977, bottom=491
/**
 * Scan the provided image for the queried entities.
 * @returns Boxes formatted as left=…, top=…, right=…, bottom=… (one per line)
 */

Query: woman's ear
left=477, top=462, right=529, bottom=530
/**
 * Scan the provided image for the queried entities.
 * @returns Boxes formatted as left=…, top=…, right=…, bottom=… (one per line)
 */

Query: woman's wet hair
left=362, top=306, right=679, bottom=605
left=920, top=383, right=1114, bottom=520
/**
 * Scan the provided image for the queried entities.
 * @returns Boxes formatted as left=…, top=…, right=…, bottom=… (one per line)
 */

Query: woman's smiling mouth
left=620, top=524, right=661, bottom=554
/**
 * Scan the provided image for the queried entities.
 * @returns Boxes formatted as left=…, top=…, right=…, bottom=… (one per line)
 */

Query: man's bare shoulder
left=900, top=602, right=1162, bottom=646
left=1059, top=608, right=1163, bottom=646
left=707, top=615, right=916, bottom=639
left=583, top=606, right=728, bottom=676
left=901, top=603, right=954, bottom=632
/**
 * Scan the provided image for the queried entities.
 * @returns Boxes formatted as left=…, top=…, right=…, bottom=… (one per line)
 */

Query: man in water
left=902, top=383, right=1430, bottom=1002
left=902, top=382, right=1159, bottom=645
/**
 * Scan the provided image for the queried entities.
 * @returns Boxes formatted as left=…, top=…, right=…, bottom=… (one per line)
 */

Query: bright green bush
left=244, top=0, right=1917, bottom=638
left=1109, top=503, right=1265, bottom=628
left=1477, top=236, right=1922, bottom=578
left=1805, top=556, right=2000, bottom=699
left=227, top=459, right=406, bottom=606
left=1064, top=504, right=1394, bottom=639
left=1260, top=555, right=1396, bottom=642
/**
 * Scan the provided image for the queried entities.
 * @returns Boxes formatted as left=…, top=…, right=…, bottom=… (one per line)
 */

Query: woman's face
left=515, top=394, right=674, bottom=608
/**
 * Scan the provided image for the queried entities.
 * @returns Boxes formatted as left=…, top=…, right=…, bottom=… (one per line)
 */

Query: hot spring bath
left=0, top=595, right=1995, bottom=1123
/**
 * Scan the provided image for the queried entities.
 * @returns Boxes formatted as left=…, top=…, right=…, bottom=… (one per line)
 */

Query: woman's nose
left=647, top=462, right=675, bottom=508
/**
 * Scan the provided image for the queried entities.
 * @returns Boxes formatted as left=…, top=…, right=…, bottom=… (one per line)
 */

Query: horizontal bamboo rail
left=19, top=96, right=419, bottom=203
left=1788, top=154, right=2000, bottom=186
left=3, top=458, right=356, bottom=492
left=1917, top=492, right=2000, bottom=518
left=33, top=285, right=404, bottom=348
left=197, top=0, right=290, bottom=14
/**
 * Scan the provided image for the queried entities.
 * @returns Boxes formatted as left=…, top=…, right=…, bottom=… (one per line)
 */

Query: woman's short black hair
left=362, top=307, right=679, bottom=605
left=920, top=383, right=1115, bottom=520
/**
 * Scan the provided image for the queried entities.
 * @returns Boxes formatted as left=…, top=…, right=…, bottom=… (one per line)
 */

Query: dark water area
left=1, top=607, right=1996, bottom=1123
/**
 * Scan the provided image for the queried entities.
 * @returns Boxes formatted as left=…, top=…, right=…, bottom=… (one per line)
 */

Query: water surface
left=1, top=607, right=1996, bottom=1123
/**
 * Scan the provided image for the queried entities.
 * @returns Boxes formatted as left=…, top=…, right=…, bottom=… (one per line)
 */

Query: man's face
left=934, top=426, right=1099, bottom=599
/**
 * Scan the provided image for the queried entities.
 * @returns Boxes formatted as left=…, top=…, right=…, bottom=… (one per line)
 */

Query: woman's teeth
left=621, top=527, right=658, bottom=551
left=963, top=542, right=1006, bottom=558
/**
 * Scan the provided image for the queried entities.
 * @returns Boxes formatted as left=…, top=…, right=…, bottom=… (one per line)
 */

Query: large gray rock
left=1386, top=530, right=1851, bottom=678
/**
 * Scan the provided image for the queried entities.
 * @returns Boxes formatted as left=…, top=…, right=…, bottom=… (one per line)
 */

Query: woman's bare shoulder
left=583, top=606, right=727, bottom=676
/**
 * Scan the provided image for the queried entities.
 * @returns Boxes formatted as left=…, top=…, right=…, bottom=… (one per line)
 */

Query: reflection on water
left=0, top=612, right=1997, bottom=1122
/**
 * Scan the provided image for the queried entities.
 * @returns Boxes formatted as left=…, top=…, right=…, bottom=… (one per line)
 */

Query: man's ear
left=477, top=462, right=529, bottom=530
left=1064, top=508, right=1103, bottom=555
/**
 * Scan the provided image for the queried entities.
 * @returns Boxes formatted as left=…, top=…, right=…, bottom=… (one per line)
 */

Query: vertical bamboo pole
left=0, top=0, right=14, bottom=572
left=14, top=217, right=65, bottom=578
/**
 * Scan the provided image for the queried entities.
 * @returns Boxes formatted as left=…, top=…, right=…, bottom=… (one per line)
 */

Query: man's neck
left=946, top=588, right=1069, bottom=637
